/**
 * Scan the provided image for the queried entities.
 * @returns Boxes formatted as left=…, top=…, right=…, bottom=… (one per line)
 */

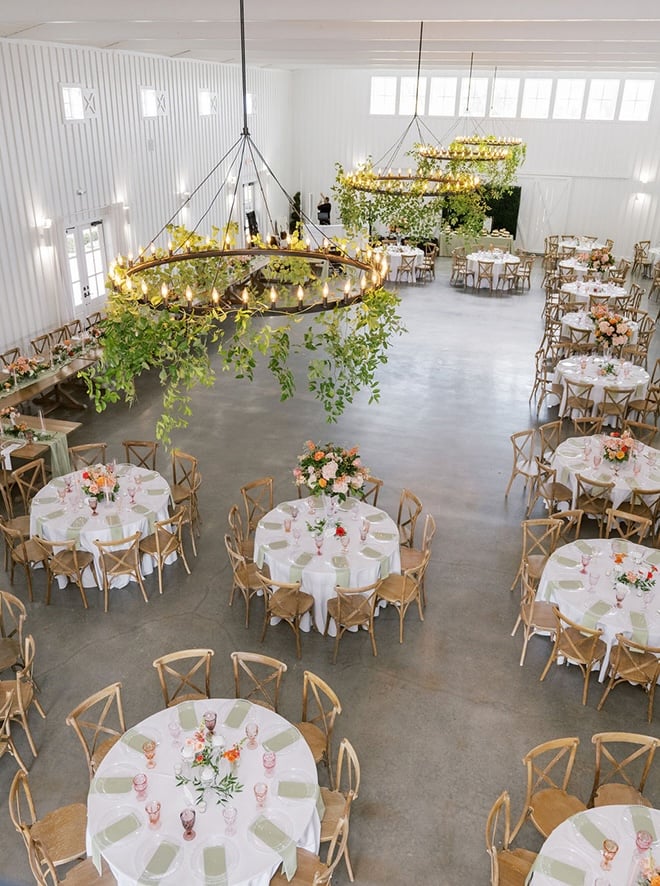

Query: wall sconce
left=38, top=218, right=52, bottom=246
left=123, top=205, right=131, bottom=226
left=178, top=190, right=191, bottom=206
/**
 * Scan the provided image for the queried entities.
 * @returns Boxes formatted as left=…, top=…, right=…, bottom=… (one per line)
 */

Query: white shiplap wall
left=0, top=39, right=292, bottom=352
left=291, top=68, right=660, bottom=255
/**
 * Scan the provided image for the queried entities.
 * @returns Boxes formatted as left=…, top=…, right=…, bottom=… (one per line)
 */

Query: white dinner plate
left=135, top=834, right=183, bottom=882
left=191, top=836, right=240, bottom=881
left=121, top=726, right=162, bottom=755
left=92, top=762, right=138, bottom=795
left=248, top=810, right=294, bottom=853
left=97, top=805, right=143, bottom=847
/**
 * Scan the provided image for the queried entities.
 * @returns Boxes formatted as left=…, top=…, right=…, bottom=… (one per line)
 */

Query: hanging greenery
left=82, top=225, right=405, bottom=446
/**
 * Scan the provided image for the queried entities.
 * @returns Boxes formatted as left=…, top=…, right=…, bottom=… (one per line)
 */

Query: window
left=490, top=78, right=519, bottom=117
left=619, top=80, right=654, bottom=121
left=141, top=87, right=167, bottom=118
left=585, top=80, right=619, bottom=120
left=521, top=79, right=552, bottom=118
left=61, top=85, right=97, bottom=121
left=553, top=79, right=585, bottom=119
left=246, top=93, right=254, bottom=115
left=198, top=90, right=217, bottom=116
left=459, top=77, right=488, bottom=117
left=428, top=77, right=457, bottom=116
left=399, top=76, right=426, bottom=115
left=65, top=222, right=106, bottom=310
left=370, top=76, right=396, bottom=115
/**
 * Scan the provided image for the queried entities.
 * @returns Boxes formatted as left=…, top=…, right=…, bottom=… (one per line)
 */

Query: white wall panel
left=0, top=39, right=292, bottom=351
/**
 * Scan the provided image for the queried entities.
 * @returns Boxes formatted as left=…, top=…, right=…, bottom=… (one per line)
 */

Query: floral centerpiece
left=175, top=722, right=244, bottom=805
left=334, top=523, right=347, bottom=540
left=587, top=247, right=615, bottom=273
left=293, top=440, right=369, bottom=502
left=80, top=464, right=119, bottom=502
left=306, top=517, right=328, bottom=537
left=602, top=430, right=633, bottom=464
left=3, top=355, right=46, bottom=389
left=51, top=339, right=84, bottom=364
left=589, top=305, right=632, bottom=350
left=638, top=852, right=660, bottom=886
left=618, top=563, right=658, bottom=594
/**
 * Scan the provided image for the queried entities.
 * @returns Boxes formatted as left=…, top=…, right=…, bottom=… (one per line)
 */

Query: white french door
left=65, top=221, right=107, bottom=315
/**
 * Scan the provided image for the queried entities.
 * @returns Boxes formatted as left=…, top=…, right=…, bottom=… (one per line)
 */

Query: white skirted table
left=86, top=698, right=321, bottom=886
left=560, top=281, right=628, bottom=307
left=550, top=356, right=649, bottom=425
left=466, top=250, right=519, bottom=288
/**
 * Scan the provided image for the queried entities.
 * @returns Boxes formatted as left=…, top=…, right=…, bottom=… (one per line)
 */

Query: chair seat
left=7, top=515, right=30, bottom=537
left=0, top=637, right=21, bottom=672
left=269, top=846, right=328, bottom=885
left=52, top=549, right=95, bottom=574
left=530, top=788, right=586, bottom=837
left=399, top=547, right=424, bottom=572
left=62, top=856, right=117, bottom=885
left=377, top=573, right=417, bottom=605
left=171, top=484, right=193, bottom=504
left=14, top=538, right=47, bottom=565
left=498, top=848, right=538, bottom=885
left=294, top=721, right=326, bottom=763
left=593, top=784, right=651, bottom=807
left=30, top=802, right=87, bottom=865
left=611, top=649, right=659, bottom=680
left=238, top=561, right=261, bottom=588
left=0, top=679, right=34, bottom=714
left=270, top=591, right=314, bottom=621
left=240, top=538, right=255, bottom=560
left=562, top=629, right=607, bottom=664
left=139, top=528, right=175, bottom=557
left=529, top=601, right=556, bottom=632
left=319, top=787, right=345, bottom=841
left=326, top=596, right=371, bottom=629
left=91, top=735, right=121, bottom=772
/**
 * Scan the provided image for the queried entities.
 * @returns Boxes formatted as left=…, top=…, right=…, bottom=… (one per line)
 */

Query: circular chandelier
left=341, top=166, right=480, bottom=197
left=414, top=142, right=513, bottom=163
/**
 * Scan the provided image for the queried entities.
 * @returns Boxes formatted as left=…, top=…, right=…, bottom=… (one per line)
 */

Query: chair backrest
left=421, top=513, right=436, bottom=553
left=485, top=791, right=512, bottom=885
left=257, top=571, right=303, bottom=610
left=605, top=507, right=651, bottom=543
left=65, top=682, right=126, bottom=778
left=224, top=532, right=249, bottom=582
left=227, top=504, right=247, bottom=546
left=334, top=735, right=361, bottom=799
left=30, top=335, right=51, bottom=358
left=522, top=736, right=581, bottom=802
left=571, top=415, right=603, bottom=436
left=8, top=769, right=37, bottom=835
left=397, top=488, right=423, bottom=548
left=333, top=581, right=381, bottom=628
left=26, top=834, right=58, bottom=886
left=152, top=508, right=186, bottom=558
left=171, top=449, right=198, bottom=493
left=552, top=605, right=603, bottom=664
left=521, top=518, right=561, bottom=562
left=477, top=259, right=494, bottom=277
left=12, top=459, right=47, bottom=512
left=609, top=633, right=660, bottom=688
left=241, top=477, right=274, bottom=534
left=230, top=651, right=287, bottom=711
left=589, top=731, right=659, bottom=806
left=575, top=473, right=614, bottom=508
left=510, top=429, right=536, bottom=469
left=0, top=589, right=26, bottom=651
left=64, top=319, right=83, bottom=338
left=122, top=440, right=158, bottom=470
left=34, top=536, right=87, bottom=577
left=549, top=509, right=584, bottom=543
left=600, top=385, right=635, bottom=413
left=360, top=475, right=383, bottom=507
left=623, top=419, right=657, bottom=446
left=538, top=420, right=562, bottom=463
left=152, top=647, right=214, bottom=707
left=0, top=347, right=21, bottom=367
left=301, top=670, right=341, bottom=745
left=398, top=254, right=416, bottom=273
left=313, top=815, right=350, bottom=885
left=94, top=532, right=143, bottom=579
left=68, top=443, right=108, bottom=470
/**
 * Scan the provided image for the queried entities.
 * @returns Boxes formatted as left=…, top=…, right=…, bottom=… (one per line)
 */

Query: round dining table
left=550, top=355, right=649, bottom=425
left=254, top=497, right=401, bottom=636
left=466, top=250, right=519, bottom=288
left=528, top=804, right=660, bottom=884
left=560, top=280, right=628, bottom=308
left=559, top=237, right=606, bottom=252
left=86, top=698, right=321, bottom=886
left=29, top=464, right=173, bottom=588
left=376, top=245, right=424, bottom=279
left=536, top=538, right=660, bottom=680
left=551, top=435, right=660, bottom=510
left=560, top=311, right=639, bottom=346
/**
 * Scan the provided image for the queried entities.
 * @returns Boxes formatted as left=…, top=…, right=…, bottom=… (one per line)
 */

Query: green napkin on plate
left=631, top=805, right=657, bottom=840
left=574, top=540, right=593, bottom=555
left=90, top=776, right=133, bottom=794
left=581, top=600, right=612, bottom=629
left=555, top=556, right=579, bottom=567
left=223, top=698, right=252, bottom=729
left=260, top=521, right=281, bottom=530
left=44, top=509, right=66, bottom=520
left=556, top=580, right=583, bottom=590
left=267, top=540, right=289, bottom=551
left=138, top=840, right=179, bottom=884
left=145, top=489, right=163, bottom=496
left=278, top=780, right=326, bottom=818
left=360, top=547, right=390, bottom=579
left=331, top=555, right=350, bottom=587
left=372, top=531, right=396, bottom=541
left=529, top=855, right=585, bottom=885
left=645, top=550, right=660, bottom=566
left=105, top=513, right=125, bottom=541
left=92, top=812, right=141, bottom=874
left=366, top=513, right=386, bottom=522
left=178, top=700, right=199, bottom=731
left=571, top=813, right=608, bottom=850
left=122, top=728, right=154, bottom=752
left=203, top=845, right=228, bottom=885
left=131, top=504, right=151, bottom=514
left=139, top=472, right=157, bottom=483
left=338, top=500, right=354, bottom=511
left=249, top=816, right=296, bottom=880
left=630, top=611, right=649, bottom=646
left=289, top=551, right=313, bottom=582
left=262, top=726, right=300, bottom=753
left=37, top=495, right=58, bottom=504
left=279, top=503, right=294, bottom=515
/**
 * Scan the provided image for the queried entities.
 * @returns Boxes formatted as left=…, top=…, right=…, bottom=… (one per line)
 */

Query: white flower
left=321, top=460, right=338, bottom=480
left=332, top=476, right=348, bottom=494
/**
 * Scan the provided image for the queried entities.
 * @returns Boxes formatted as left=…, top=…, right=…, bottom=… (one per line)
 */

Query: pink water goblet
left=145, top=800, right=161, bottom=828
left=127, top=486, right=136, bottom=505
left=245, top=719, right=259, bottom=749
left=88, top=497, right=98, bottom=517
left=180, top=807, right=196, bottom=841
left=203, top=711, right=217, bottom=734
left=580, top=553, right=591, bottom=574
left=314, top=536, right=324, bottom=557
left=254, top=782, right=268, bottom=808
left=132, top=773, right=148, bottom=801
left=263, top=750, right=277, bottom=777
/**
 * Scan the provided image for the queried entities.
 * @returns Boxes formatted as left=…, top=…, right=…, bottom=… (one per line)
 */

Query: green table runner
left=105, top=513, right=125, bottom=541
left=331, top=555, right=350, bottom=587
left=630, top=611, right=649, bottom=646
left=360, top=547, right=390, bottom=579
left=289, top=551, right=313, bottom=583
left=580, top=600, right=611, bottom=629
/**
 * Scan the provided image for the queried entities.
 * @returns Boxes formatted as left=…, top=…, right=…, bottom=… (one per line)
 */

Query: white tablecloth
left=466, top=251, right=519, bottom=288
left=529, top=805, right=660, bottom=884
left=560, top=311, right=639, bottom=345
left=377, top=246, right=423, bottom=279
left=558, top=237, right=606, bottom=252
left=30, top=464, right=173, bottom=588
left=558, top=258, right=590, bottom=280
left=551, top=435, right=660, bottom=510
left=551, top=356, right=649, bottom=425
left=86, top=699, right=320, bottom=886
left=254, top=498, right=401, bottom=636
left=560, top=280, right=628, bottom=307
left=537, top=539, right=660, bottom=680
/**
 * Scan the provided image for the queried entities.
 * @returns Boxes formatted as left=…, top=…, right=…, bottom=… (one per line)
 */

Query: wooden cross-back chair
left=230, top=650, right=287, bottom=712
left=526, top=459, right=572, bottom=518
left=26, top=832, right=116, bottom=885
left=294, top=669, right=342, bottom=782
left=574, top=474, right=614, bottom=537
left=65, top=681, right=126, bottom=779
left=0, top=347, right=20, bottom=367
left=93, top=532, right=148, bottom=612
left=0, top=634, right=46, bottom=758
left=588, top=731, right=658, bottom=807
left=257, top=571, right=314, bottom=659
left=598, top=637, right=660, bottom=723
left=152, top=647, right=214, bottom=708
left=485, top=790, right=537, bottom=886
left=228, top=504, right=254, bottom=561
left=33, top=536, right=96, bottom=609
left=504, top=430, right=538, bottom=502
left=325, top=580, right=382, bottom=663
left=320, top=737, right=361, bottom=882
left=122, top=439, right=158, bottom=471
left=12, top=459, right=47, bottom=514
left=139, top=507, right=191, bottom=597
left=539, top=606, right=607, bottom=705
left=269, top=815, right=349, bottom=886
left=0, top=516, right=48, bottom=602
left=396, top=487, right=422, bottom=548
left=604, top=507, right=651, bottom=544
left=241, top=476, right=274, bottom=535
left=394, top=253, right=417, bottom=284
left=0, top=589, right=27, bottom=676
left=224, top=533, right=261, bottom=627
left=511, top=564, right=556, bottom=668
left=0, top=689, right=28, bottom=774
left=377, top=549, right=429, bottom=644
left=68, top=443, right=107, bottom=470
left=510, top=518, right=561, bottom=593
left=359, top=475, right=383, bottom=507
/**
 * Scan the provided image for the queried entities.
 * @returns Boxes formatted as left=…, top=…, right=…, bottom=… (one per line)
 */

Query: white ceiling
left=1, top=0, right=660, bottom=73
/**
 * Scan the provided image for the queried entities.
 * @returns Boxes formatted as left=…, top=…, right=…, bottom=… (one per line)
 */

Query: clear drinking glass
left=254, top=782, right=268, bottom=808
left=245, top=720, right=259, bottom=749
left=600, top=839, right=618, bottom=870
left=142, top=739, right=156, bottom=769
left=223, top=805, right=237, bottom=835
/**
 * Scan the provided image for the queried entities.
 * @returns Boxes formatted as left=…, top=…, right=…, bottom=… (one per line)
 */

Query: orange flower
left=318, top=477, right=327, bottom=488
left=313, top=451, right=325, bottom=461
left=650, top=875, right=660, bottom=886
left=305, top=440, right=315, bottom=450
left=615, top=450, right=626, bottom=460
left=224, top=746, right=240, bottom=762
left=614, top=553, right=625, bottom=564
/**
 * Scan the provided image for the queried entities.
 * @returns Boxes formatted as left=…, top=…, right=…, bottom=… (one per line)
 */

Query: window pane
left=370, top=76, right=396, bottom=115
left=490, top=78, right=519, bottom=117
left=521, top=79, right=552, bottom=118
left=585, top=79, right=619, bottom=120
left=459, top=77, right=488, bottom=117
left=552, top=79, right=585, bottom=119
left=198, top=90, right=214, bottom=116
left=88, top=272, right=104, bottom=299
left=141, top=88, right=159, bottom=118
left=619, top=80, right=654, bottom=121
left=62, top=86, right=85, bottom=121
left=428, top=77, right=457, bottom=116
left=399, top=76, right=426, bottom=115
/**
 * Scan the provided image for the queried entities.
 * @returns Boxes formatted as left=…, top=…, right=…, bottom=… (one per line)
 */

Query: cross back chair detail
left=152, top=647, right=214, bottom=708
left=65, top=681, right=126, bottom=779
left=230, top=650, right=287, bottom=712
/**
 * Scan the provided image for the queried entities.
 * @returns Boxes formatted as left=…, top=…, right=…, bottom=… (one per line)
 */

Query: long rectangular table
left=0, top=352, right=99, bottom=411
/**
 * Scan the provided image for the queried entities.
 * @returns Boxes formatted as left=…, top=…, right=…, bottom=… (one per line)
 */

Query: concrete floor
left=1, top=258, right=658, bottom=885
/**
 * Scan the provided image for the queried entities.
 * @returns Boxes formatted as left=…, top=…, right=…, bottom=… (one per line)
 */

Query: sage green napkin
left=66, top=514, right=89, bottom=540
left=139, top=472, right=158, bottom=483
left=145, top=489, right=163, bottom=496
left=645, top=550, right=660, bottom=566
left=332, top=555, right=350, bottom=587
left=338, top=500, right=354, bottom=511
left=555, top=556, right=579, bottom=568
left=203, top=845, right=228, bottom=885
left=92, top=812, right=141, bottom=874
left=581, top=600, right=612, bottom=629
left=250, top=816, right=296, bottom=880
left=260, top=521, right=282, bottom=531
left=178, top=700, right=199, bottom=731
left=366, top=513, right=386, bottom=522
left=37, top=495, right=58, bottom=504
left=630, top=611, right=649, bottom=646
left=631, top=805, right=657, bottom=840
left=223, top=698, right=252, bottom=729
left=90, top=775, right=133, bottom=794
left=122, top=728, right=154, bottom=752
left=360, top=547, right=390, bottom=579
left=279, top=503, right=294, bottom=515
left=105, top=513, right=125, bottom=541
left=572, top=813, right=608, bottom=850
left=372, top=531, right=396, bottom=541
left=289, top=551, right=313, bottom=582
left=529, top=856, right=585, bottom=885
left=267, top=539, right=289, bottom=550
left=556, top=579, right=583, bottom=590
left=278, top=780, right=326, bottom=818
left=262, top=726, right=300, bottom=753
left=131, top=504, right=151, bottom=514
left=138, top=840, right=179, bottom=884
left=45, top=509, right=66, bottom=520
left=574, top=540, right=593, bottom=555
